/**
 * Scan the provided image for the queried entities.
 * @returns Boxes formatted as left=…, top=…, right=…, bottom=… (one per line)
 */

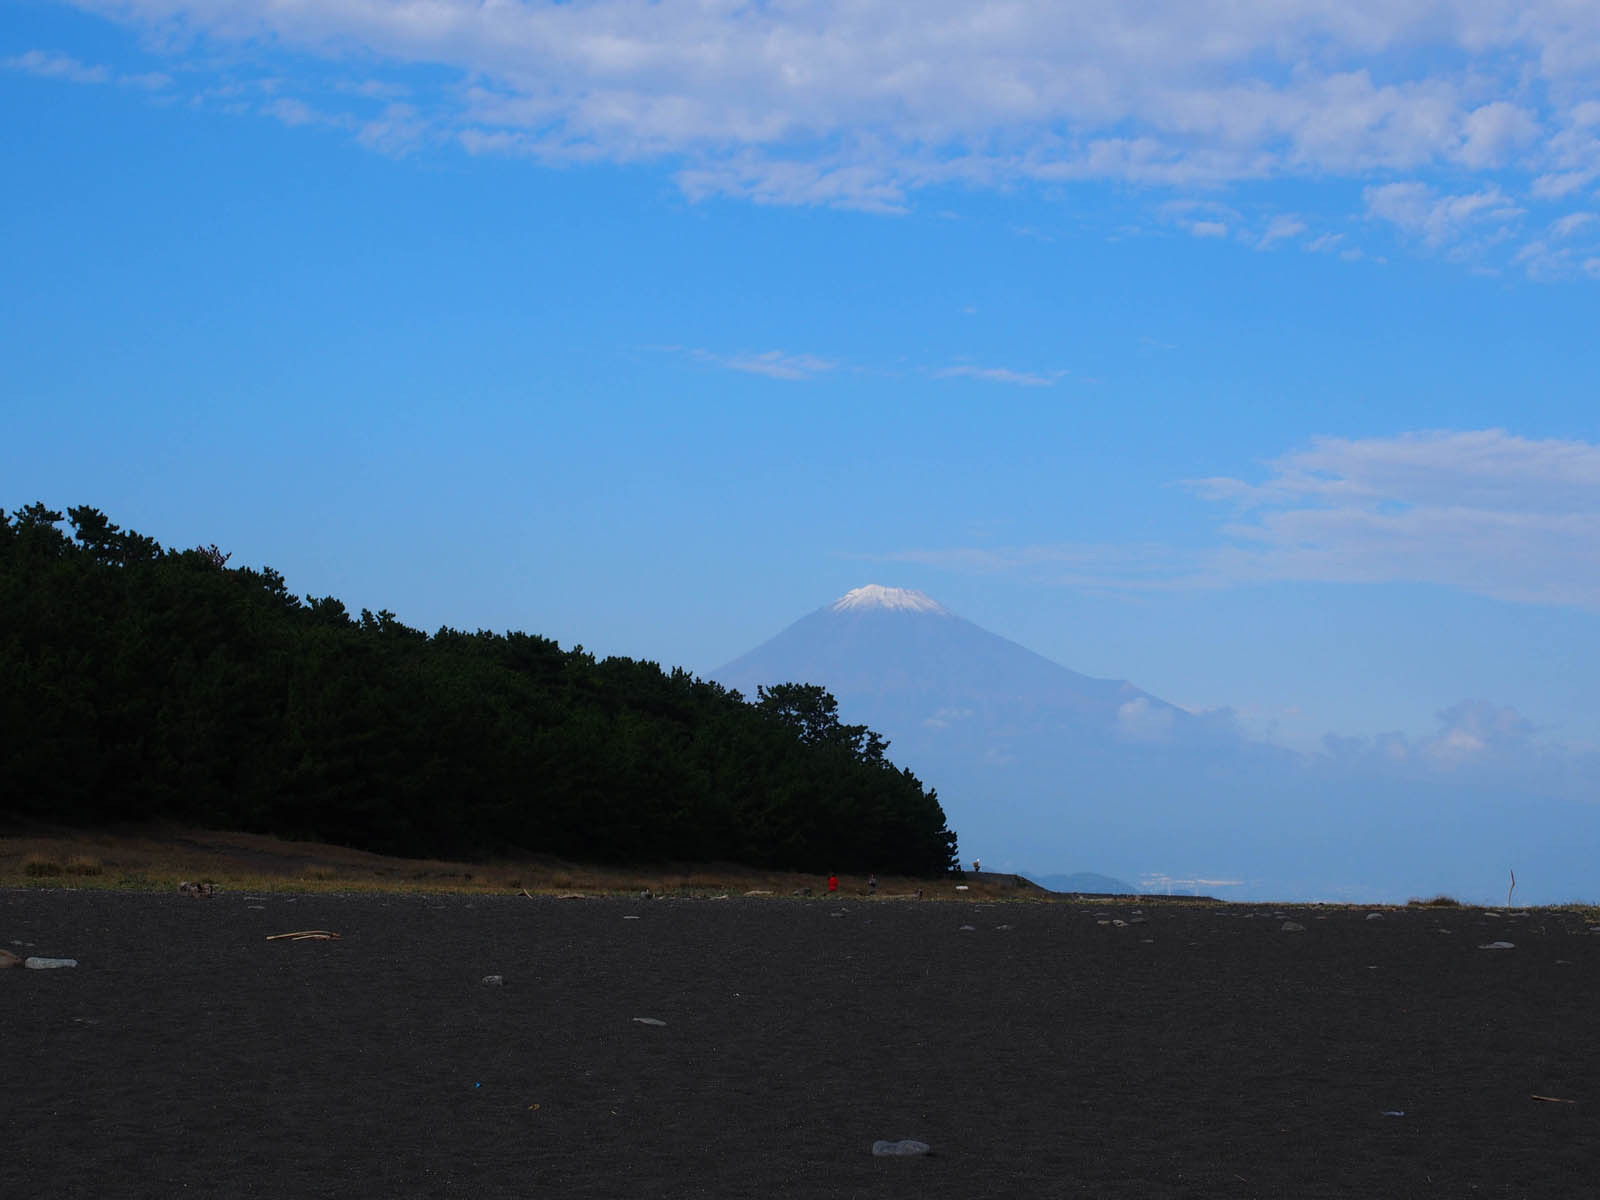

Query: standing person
left=972, top=858, right=981, bottom=874
left=828, top=873, right=839, bottom=894
left=868, top=873, right=877, bottom=895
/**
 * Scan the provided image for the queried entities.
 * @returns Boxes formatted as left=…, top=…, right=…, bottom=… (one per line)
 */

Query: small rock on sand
left=1281, top=921, right=1307, bottom=933
left=872, top=1140, right=931, bottom=1157
left=1478, top=941, right=1515, bottom=951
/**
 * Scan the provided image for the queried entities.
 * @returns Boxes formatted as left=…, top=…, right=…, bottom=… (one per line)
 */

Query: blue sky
left=6, top=0, right=1600, bottom=775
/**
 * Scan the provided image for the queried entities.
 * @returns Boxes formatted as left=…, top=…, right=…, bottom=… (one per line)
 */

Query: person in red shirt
left=827, top=874, right=838, bottom=893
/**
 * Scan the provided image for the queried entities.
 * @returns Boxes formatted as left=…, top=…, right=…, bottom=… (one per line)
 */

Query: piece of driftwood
left=266, top=930, right=342, bottom=941
left=1531, top=1095, right=1576, bottom=1104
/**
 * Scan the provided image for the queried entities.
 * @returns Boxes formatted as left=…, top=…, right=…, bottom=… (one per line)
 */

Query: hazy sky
left=6, top=1, right=1600, bottom=762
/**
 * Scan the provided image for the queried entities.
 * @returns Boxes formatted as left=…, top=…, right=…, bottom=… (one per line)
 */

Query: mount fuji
left=715, top=584, right=1260, bottom=892
left=713, top=586, right=1597, bottom=903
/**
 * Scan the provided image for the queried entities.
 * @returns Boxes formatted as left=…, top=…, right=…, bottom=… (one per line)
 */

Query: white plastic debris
left=24, top=957, right=78, bottom=969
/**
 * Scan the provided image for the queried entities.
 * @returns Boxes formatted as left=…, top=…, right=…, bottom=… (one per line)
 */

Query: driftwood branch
left=266, top=930, right=341, bottom=941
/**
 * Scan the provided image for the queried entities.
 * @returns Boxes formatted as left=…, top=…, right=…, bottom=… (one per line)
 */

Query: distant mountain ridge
left=713, top=583, right=1600, bottom=903
left=714, top=584, right=1211, bottom=888
left=717, top=584, right=1181, bottom=733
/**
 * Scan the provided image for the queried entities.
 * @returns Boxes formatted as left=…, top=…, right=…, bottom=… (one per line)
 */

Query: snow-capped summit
left=830, top=584, right=949, bottom=615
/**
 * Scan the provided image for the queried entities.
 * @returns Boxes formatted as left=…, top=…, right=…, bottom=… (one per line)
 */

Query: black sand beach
left=5, top=890, right=1597, bottom=1198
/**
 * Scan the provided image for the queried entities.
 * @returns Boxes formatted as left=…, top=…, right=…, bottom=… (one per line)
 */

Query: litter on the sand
left=266, top=931, right=342, bottom=941
left=872, top=1140, right=931, bottom=1157
left=1531, top=1095, right=1576, bottom=1104
left=633, top=1017, right=667, bottom=1026
left=1477, top=941, right=1515, bottom=950
left=1381, top=1111, right=1406, bottom=1117
left=24, top=957, right=78, bottom=969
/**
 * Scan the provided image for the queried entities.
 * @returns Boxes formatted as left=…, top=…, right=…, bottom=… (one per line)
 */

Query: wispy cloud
left=873, top=429, right=1600, bottom=609
left=1364, top=182, right=1524, bottom=249
left=933, top=364, right=1067, bottom=387
left=1185, top=430, right=1600, bottom=607
left=1256, top=214, right=1308, bottom=249
left=676, top=347, right=840, bottom=381
left=5, top=49, right=170, bottom=91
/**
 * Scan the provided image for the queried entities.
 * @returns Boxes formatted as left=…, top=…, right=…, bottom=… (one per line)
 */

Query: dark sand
left=4, top=890, right=1597, bottom=1198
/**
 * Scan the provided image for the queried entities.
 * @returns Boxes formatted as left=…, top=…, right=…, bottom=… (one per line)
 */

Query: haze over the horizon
left=5, top=2, right=1599, bottom=889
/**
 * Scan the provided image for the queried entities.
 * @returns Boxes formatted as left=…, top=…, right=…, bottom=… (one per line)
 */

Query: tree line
left=0, top=503, right=959, bottom=876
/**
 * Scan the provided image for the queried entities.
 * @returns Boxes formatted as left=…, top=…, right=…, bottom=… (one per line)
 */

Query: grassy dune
left=0, top=826, right=1065, bottom=901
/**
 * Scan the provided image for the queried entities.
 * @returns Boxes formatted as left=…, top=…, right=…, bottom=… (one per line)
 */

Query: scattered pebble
left=482, top=975, right=504, bottom=985
left=1366, top=913, right=1384, bottom=921
left=632, top=1017, right=667, bottom=1026
left=1281, top=921, right=1307, bottom=933
left=959, top=925, right=976, bottom=931
left=1478, top=941, right=1515, bottom=951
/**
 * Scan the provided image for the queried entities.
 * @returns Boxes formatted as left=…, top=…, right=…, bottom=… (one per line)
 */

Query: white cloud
left=6, top=50, right=109, bottom=85
left=30, top=2, right=1600, bottom=272
left=1117, top=697, right=1177, bottom=742
left=1323, top=699, right=1540, bottom=769
left=933, top=364, right=1067, bottom=387
left=1184, top=429, right=1600, bottom=607
left=4, top=48, right=171, bottom=90
left=684, top=348, right=839, bottom=381
left=879, top=429, right=1600, bottom=610
left=1364, top=181, right=1523, bottom=247
left=1256, top=214, right=1307, bottom=249
left=1551, top=212, right=1597, bottom=238
left=1456, top=101, right=1540, bottom=168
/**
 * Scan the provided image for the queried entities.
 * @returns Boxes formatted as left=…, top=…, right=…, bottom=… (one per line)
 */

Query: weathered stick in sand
left=266, top=930, right=342, bottom=941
